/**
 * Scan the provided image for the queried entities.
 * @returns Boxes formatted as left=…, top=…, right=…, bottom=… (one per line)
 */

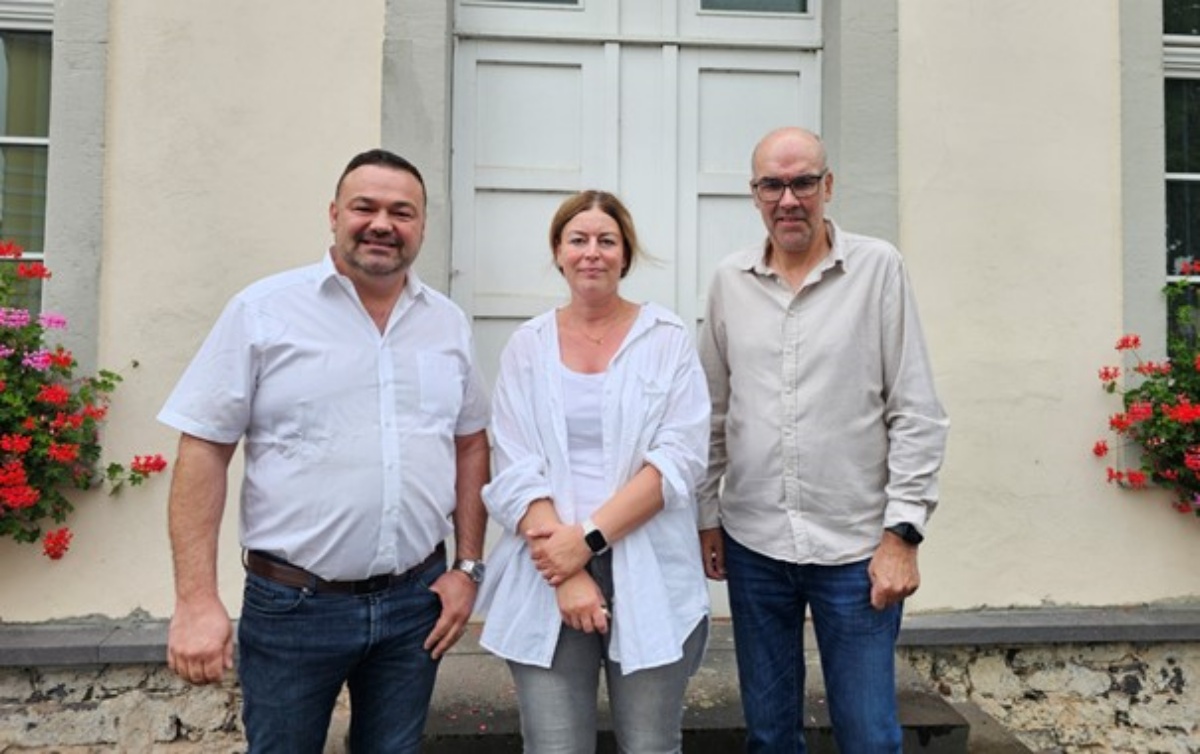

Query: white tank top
left=559, top=361, right=607, bottom=520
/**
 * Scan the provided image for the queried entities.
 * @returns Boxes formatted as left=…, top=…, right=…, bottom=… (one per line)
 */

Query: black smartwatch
left=885, top=523, right=924, bottom=546
left=582, top=518, right=610, bottom=556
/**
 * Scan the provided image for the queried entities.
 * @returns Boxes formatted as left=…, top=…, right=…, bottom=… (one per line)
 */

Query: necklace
left=570, top=306, right=628, bottom=346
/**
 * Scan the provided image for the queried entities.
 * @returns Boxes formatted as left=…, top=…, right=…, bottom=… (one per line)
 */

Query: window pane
left=1165, top=0, right=1200, bottom=35
left=0, top=145, right=48, bottom=254
left=0, top=32, right=51, bottom=138
left=702, top=0, right=807, bottom=11
left=1166, top=79, right=1200, bottom=174
left=1168, top=180, right=1200, bottom=274
left=470, top=0, right=578, bottom=4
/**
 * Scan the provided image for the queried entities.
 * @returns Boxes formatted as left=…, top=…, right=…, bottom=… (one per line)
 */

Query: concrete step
left=409, top=619, right=1008, bottom=754
left=421, top=692, right=971, bottom=753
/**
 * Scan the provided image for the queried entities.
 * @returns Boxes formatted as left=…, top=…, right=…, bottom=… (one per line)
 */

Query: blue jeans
left=237, top=558, right=445, bottom=754
left=723, top=532, right=903, bottom=754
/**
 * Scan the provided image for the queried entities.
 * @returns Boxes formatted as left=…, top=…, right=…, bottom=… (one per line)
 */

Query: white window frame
left=0, top=1, right=52, bottom=32
left=1165, top=33, right=1200, bottom=283
left=0, top=0, right=52, bottom=262
left=455, top=0, right=819, bottom=46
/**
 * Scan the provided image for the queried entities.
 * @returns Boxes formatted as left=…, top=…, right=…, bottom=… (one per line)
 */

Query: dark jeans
left=724, top=532, right=903, bottom=754
left=237, top=557, right=445, bottom=754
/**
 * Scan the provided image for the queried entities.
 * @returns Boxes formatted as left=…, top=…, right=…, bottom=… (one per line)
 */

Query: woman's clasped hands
left=525, top=521, right=610, bottom=634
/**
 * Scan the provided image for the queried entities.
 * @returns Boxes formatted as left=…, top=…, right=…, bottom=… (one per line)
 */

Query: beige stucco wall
left=0, top=0, right=386, bottom=620
left=1, top=0, right=1196, bottom=622
left=899, top=0, right=1198, bottom=610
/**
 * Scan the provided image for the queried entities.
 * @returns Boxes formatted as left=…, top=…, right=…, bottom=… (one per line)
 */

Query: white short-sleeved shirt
left=158, top=253, right=490, bottom=581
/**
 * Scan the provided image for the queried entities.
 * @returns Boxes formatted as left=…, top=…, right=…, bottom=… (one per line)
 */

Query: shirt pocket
left=637, top=373, right=670, bottom=425
left=622, top=373, right=669, bottom=449
left=417, top=352, right=465, bottom=419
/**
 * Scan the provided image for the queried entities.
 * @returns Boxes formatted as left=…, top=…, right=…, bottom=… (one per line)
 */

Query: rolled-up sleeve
left=481, top=331, right=555, bottom=533
left=644, top=329, right=711, bottom=514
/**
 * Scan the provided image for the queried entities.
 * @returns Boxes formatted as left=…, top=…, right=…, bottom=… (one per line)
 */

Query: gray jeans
left=507, top=553, right=708, bottom=754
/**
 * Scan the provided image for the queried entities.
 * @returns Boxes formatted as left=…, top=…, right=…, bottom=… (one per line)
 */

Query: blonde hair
left=549, top=190, right=641, bottom=278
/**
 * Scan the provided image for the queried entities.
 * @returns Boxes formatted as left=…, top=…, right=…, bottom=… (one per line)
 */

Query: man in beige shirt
left=698, top=127, right=948, bottom=753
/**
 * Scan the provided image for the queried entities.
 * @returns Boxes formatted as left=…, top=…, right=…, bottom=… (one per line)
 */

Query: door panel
left=452, top=2, right=819, bottom=378
left=452, top=40, right=611, bottom=321
left=680, top=46, right=819, bottom=323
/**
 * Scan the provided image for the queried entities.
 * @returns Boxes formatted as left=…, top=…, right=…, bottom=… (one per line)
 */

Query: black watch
left=886, top=523, right=924, bottom=546
left=582, top=518, right=610, bottom=556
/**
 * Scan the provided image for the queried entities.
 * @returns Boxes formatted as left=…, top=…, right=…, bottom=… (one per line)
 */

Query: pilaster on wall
left=821, top=0, right=899, bottom=245
left=41, top=0, right=107, bottom=376
left=383, top=0, right=454, bottom=294
left=1121, top=0, right=1168, bottom=357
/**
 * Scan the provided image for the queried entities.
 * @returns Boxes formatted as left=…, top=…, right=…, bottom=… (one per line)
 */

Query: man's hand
left=167, top=595, right=234, bottom=685
left=555, top=571, right=609, bottom=635
left=424, top=569, right=478, bottom=660
left=868, top=530, right=920, bottom=610
left=699, top=527, right=726, bottom=580
left=526, top=522, right=591, bottom=586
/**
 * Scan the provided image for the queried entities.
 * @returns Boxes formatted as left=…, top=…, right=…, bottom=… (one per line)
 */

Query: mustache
left=355, top=230, right=399, bottom=246
left=775, top=208, right=809, bottom=219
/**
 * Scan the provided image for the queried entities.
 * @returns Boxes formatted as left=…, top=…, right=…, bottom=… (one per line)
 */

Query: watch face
left=585, top=528, right=608, bottom=554
left=890, top=524, right=923, bottom=545
left=456, top=560, right=485, bottom=583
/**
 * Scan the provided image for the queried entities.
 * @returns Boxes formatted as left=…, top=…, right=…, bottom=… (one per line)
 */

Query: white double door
left=451, top=1, right=821, bottom=377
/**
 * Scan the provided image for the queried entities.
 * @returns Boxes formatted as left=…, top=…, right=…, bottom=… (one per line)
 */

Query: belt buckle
left=352, top=573, right=394, bottom=595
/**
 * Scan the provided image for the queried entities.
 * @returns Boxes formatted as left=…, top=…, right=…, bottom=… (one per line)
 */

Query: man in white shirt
left=698, top=127, right=949, bottom=752
left=159, top=149, right=490, bottom=754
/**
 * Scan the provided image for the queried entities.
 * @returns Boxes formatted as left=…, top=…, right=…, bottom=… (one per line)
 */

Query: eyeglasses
left=750, top=171, right=828, bottom=202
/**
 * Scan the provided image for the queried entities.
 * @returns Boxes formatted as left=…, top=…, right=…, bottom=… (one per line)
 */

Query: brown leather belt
left=244, top=543, right=445, bottom=595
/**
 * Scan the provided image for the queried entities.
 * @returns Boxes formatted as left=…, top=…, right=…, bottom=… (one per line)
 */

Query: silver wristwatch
left=453, top=558, right=486, bottom=584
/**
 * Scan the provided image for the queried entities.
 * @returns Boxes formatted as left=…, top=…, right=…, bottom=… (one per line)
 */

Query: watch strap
left=885, top=523, right=924, bottom=546
left=582, top=517, right=610, bottom=555
left=452, top=558, right=486, bottom=583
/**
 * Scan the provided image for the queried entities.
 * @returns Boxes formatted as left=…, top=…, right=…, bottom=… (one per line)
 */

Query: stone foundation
left=0, top=665, right=245, bottom=752
left=901, top=643, right=1200, bottom=753
left=1, top=609, right=1198, bottom=752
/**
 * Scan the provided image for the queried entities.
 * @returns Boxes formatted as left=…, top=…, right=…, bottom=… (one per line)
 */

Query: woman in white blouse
left=477, top=190, right=711, bottom=753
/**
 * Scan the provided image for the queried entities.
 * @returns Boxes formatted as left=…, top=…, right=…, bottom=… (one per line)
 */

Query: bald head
left=751, top=127, right=827, bottom=176
left=748, top=126, right=833, bottom=263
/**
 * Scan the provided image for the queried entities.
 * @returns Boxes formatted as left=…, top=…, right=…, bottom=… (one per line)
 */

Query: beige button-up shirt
left=698, top=220, right=949, bottom=565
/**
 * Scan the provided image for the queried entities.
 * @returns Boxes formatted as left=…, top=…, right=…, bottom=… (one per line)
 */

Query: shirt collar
left=316, top=249, right=428, bottom=304
left=740, top=218, right=847, bottom=280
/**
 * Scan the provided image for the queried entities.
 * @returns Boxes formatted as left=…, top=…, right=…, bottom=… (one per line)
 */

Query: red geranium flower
left=16, top=262, right=51, bottom=280
left=1, top=485, right=40, bottom=509
left=0, top=434, right=31, bottom=453
left=1115, top=334, right=1142, bottom=351
left=130, top=454, right=169, bottom=475
left=47, top=443, right=80, bottom=464
left=42, top=527, right=72, bottom=559
left=35, top=384, right=70, bottom=406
